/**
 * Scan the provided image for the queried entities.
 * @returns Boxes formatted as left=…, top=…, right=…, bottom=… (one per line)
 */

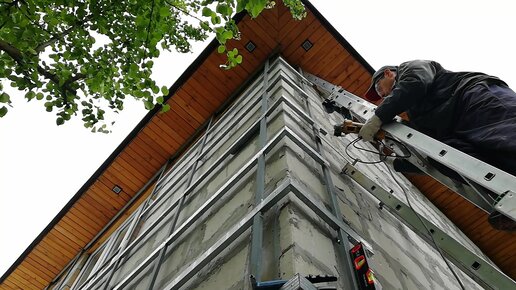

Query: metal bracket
left=495, top=190, right=516, bottom=220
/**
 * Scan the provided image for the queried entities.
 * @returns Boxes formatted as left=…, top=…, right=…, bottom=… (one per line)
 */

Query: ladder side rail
left=342, top=163, right=516, bottom=290
left=382, top=138, right=494, bottom=213
left=304, top=73, right=516, bottom=221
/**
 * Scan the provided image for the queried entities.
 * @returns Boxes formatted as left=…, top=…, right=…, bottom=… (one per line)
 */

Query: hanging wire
left=346, top=135, right=466, bottom=289
left=385, top=164, right=466, bottom=290
left=344, top=136, right=411, bottom=164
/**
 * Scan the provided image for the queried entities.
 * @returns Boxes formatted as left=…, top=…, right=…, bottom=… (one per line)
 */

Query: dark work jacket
left=374, top=60, right=505, bottom=138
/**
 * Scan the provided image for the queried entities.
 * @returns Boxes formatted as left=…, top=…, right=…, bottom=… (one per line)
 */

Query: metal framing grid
left=111, top=124, right=372, bottom=289
left=46, top=164, right=169, bottom=290
left=75, top=168, right=171, bottom=289
left=152, top=67, right=266, bottom=198
left=77, top=65, right=275, bottom=289
left=83, top=93, right=300, bottom=289
left=304, top=72, right=516, bottom=221
left=62, top=58, right=372, bottom=290
left=342, top=162, right=515, bottom=290
left=159, top=177, right=367, bottom=290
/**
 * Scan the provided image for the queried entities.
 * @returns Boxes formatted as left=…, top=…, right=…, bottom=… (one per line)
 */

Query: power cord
left=344, top=136, right=411, bottom=164
left=345, top=135, right=466, bottom=289
left=385, top=164, right=466, bottom=290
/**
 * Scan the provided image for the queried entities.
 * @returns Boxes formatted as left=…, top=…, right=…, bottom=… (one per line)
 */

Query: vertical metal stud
left=249, top=58, right=270, bottom=282
left=100, top=163, right=171, bottom=290
left=146, top=117, right=214, bottom=290
left=298, top=69, right=359, bottom=290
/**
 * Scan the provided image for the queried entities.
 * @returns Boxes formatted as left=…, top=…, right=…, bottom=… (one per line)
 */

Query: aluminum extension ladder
left=304, top=72, right=516, bottom=222
left=302, top=72, right=516, bottom=290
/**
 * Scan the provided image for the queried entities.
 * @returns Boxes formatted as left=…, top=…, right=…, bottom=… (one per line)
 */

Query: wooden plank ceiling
left=1, top=1, right=514, bottom=289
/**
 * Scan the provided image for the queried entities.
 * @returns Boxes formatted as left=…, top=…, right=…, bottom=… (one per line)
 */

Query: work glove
left=358, top=115, right=382, bottom=142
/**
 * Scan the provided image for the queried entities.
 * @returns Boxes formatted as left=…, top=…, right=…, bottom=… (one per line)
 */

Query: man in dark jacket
left=358, top=60, right=516, bottom=231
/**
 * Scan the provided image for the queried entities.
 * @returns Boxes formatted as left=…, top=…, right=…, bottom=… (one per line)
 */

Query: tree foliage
left=0, top=0, right=305, bottom=132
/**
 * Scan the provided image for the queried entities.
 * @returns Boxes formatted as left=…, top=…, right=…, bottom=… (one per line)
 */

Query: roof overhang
left=2, top=1, right=514, bottom=289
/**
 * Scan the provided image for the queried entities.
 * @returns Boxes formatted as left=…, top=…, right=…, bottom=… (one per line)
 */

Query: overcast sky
left=1, top=0, right=515, bottom=278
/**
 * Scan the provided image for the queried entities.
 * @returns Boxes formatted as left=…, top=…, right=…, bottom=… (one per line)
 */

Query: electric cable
left=346, top=135, right=466, bottom=289
left=384, top=155, right=467, bottom=290
left=344, top=136, right=411, bottom=164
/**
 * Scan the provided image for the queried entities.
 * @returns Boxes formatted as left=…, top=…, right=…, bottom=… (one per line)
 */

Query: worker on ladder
left=358, top=60, right=516, bottom=231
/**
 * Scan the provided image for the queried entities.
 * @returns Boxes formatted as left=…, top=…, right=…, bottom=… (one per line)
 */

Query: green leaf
left=236, top=0, right=248, bottom=13
left=25, top=91, right=36, bottom=101
left=211, top=15, right=221, bottom=25
left=0, top=93, right=10, bottom=103
left=156, top=96, right=164, bottom=104
left=236, top=55, right=243, bottom=64
left=56, top=117, right=64, bottom=125
left=216, top=4, right=229, bottom=16
left=161, top=103, right=171, bottom=113
left=200, top=21, right=210, bottom=31
left=0, top=106, right=7, bottom=117
left=217, top=45, right=226, bottom=53
left=202, top=7, right=213, bottom=17
left=159, top=6, right=170, bottom=17
left=222, top=30, right=233, bottom=40
left=144, top=100, right=155, bottom=110
left=248, top=0, right=267, bottom=18
left=161, top=86, right=169, bottom=95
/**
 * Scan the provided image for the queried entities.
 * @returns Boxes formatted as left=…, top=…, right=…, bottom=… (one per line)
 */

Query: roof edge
left=1, top=1, right=375, bottom=283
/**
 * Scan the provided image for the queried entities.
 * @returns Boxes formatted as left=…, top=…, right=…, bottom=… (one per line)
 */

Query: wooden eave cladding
left=1, top=1, right=514, bottom=289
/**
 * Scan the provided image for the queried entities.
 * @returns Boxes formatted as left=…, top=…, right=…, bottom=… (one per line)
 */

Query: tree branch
left=0, top=39, right=23, bottom=62
left=165, top=0, right=213, bottom=31
left=35, top=24, right=80, bottom=52
left=0, top=39, right=78, bottom=96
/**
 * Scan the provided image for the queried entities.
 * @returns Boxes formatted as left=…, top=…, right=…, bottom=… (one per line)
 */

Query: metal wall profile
left=79, top=105, right=268, bottom=288
left=299, top=69, right=359, bottom=289
left=78, top=83, right=320, bottom=289
left=304, top=72, right=516, bottom=222
left=160, top=176, right=374, bottom=290
left=249, top=59, right=270, bottom=282
left=152, top=72, right=265, bottom=198
left=143, top=58, right=282, bottom=221
left=69, top=75, right=266, bottom=290
left=46, top=163, right=168, bottom=289
left=70, top=57, right=375, bottom=290
left=146, top=117, right=214, bottom=290
left=112, top=124, right=373, bottom=289
left=342, top=163, right=515, bottom=290
left=45, top=57, right=498, bottom=290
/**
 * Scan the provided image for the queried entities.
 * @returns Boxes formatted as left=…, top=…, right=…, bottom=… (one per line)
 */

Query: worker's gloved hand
left=358, top=115, right=382, bottom=142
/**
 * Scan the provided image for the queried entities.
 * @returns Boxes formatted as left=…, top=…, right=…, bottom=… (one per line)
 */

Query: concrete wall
left=59, top=57, right=490, bottom=290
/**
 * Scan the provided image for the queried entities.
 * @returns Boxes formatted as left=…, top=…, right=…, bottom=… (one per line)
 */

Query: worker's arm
left=375, top=60, right=438, bottom=123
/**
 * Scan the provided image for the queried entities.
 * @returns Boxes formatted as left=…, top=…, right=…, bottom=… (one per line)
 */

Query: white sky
left=1, top=0, right=515, bottom=278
